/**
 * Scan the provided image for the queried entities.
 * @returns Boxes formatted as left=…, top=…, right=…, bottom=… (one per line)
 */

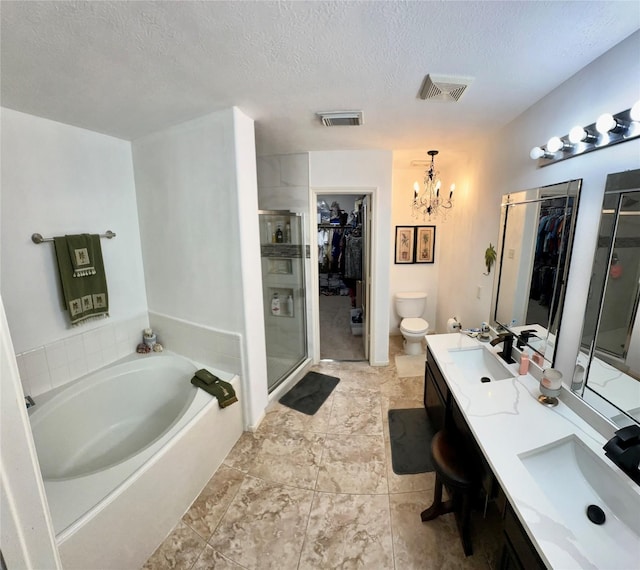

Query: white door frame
left=309, top=187, right=375, bottom=363
left=0, top=296, right=62, bottom=569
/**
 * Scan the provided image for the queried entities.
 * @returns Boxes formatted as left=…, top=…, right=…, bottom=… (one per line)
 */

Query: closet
left=317, top=194, right=369, bottom=361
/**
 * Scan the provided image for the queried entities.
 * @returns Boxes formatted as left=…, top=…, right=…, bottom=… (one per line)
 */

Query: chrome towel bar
left=31, top=230, right=116, bottom=244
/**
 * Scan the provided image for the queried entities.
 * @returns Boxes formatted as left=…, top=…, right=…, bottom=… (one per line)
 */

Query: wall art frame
left=415, top=225, right=436, bottom=263
left=394, top=226, right=416, bottom=264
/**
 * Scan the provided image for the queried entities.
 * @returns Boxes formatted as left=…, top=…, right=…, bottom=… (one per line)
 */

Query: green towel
left=191, top=371, right=238, bottom=408
left=195, top=368, right=220, bottom=385
left=54, top=234, right=109, bottom=325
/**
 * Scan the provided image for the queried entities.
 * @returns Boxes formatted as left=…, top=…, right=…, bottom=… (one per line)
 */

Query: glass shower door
left=259, top=210, right=307, bottom=392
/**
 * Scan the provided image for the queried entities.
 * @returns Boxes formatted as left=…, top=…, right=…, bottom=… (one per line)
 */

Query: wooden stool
left=421, top=430, right=477, bottom=556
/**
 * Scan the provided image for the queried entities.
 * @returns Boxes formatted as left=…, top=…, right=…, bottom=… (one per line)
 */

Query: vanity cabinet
left=424, top=347, right=450, bottom=432
left=424, top=349, right=547, bottom=569
left=499, top=503, right=546, bottom=570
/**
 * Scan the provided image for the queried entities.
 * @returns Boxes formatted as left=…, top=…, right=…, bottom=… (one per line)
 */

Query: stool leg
left=421, top=476, right=444, bottom=521
left=458, top=490, right=473, bottom=556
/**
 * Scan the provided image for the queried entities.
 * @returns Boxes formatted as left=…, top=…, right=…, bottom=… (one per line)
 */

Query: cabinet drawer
left=426, top=347, right=449, bottom=401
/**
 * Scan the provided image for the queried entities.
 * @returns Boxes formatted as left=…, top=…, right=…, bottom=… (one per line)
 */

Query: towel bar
left=31, top=230, right=116, bottom=244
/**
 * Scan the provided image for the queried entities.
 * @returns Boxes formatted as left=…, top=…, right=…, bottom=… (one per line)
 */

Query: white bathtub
left=29, top=351, right=243, bottom=570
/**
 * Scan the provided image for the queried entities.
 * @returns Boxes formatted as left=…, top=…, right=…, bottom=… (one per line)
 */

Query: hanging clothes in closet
left=344, top=227, right=362, bottom=280
left=530, top=206, right=572, bottom=317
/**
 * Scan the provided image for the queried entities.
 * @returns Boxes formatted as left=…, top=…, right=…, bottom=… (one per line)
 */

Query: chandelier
left=412, top=150, right=455, bottom=221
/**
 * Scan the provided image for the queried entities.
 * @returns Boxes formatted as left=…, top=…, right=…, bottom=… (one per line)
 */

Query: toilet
left=395, top=292, right=429, bottom=355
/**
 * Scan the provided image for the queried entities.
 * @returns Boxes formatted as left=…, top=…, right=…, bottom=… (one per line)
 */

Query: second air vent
left=418, top=74, right=473, bottom=102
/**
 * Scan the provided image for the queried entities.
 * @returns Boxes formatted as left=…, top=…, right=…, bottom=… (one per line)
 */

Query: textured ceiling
left=1, top=1, right=639, bottom=160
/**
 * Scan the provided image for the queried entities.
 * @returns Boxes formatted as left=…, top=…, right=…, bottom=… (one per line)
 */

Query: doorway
left=313, top=192, right=371, bottom=361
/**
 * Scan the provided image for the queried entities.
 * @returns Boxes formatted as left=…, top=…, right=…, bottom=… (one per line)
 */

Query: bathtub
left=29, top=351, right=243, bottom=570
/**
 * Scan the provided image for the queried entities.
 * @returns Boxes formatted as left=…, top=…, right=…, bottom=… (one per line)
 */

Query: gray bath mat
left=279, top=371, right=340, bottom=415
left=388, top=408, right=435, bottom=474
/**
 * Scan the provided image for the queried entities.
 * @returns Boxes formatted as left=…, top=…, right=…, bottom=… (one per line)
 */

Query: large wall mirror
left=575, top=169, right=640, bottom=428
left=491, top=179, right=582, bottom=365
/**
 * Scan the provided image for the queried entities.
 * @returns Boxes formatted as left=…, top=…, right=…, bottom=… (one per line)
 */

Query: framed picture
left=415, top=226, right=436, bottom=263
left=395, top=226, right=415, bottom=264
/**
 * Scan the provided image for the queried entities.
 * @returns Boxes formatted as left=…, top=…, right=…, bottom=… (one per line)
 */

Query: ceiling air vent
left=418, top=74, right=474, bottom=102
left=317, top=111, right=363, bottom=126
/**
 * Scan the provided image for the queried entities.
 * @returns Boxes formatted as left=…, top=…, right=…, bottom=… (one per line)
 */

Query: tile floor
left=143, top=337, right=502, bottom=569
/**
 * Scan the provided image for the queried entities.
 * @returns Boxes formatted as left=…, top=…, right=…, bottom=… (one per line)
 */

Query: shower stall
left=259, top=210, right=308, bottom=392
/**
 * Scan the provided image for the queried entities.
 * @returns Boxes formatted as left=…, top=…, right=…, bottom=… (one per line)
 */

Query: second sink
left=519, top=434, right=640, bottom=569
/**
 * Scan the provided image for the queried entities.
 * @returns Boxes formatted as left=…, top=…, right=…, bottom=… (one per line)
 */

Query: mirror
left=575, top=169, right=640, bottom=429
left=491, top=179, right=582, bottom=365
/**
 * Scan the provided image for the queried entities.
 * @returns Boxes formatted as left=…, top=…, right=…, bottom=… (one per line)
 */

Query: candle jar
left=538, top=368, right=562, bottom=406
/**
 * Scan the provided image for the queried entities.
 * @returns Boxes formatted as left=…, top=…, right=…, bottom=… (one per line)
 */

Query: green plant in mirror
left=484, top=243, right=497, bottom=275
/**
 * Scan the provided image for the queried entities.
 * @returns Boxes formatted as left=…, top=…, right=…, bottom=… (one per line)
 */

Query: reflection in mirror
left=491, top=180, right=581, bottom=366
left=577, top=169, right=640, bottom=429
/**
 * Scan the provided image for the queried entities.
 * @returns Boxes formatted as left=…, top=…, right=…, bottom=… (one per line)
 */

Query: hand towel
left=54, top=234, right=109, bottom=325
left=190, top=371, right=238, bottom=408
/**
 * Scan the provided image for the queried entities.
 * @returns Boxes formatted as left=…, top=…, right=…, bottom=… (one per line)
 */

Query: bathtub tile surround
left=15, top=313, right=148, bottom=397
left=149, top=311, right=242, bottom=376
left=143, top=337, right=502, bottom=569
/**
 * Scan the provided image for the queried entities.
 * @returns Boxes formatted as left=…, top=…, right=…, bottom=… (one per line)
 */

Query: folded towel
left=194, top=368, right=221, bottom=385
left=54, top=234, right=109, bottom=325
left=191, top=372, right=238, bottom=408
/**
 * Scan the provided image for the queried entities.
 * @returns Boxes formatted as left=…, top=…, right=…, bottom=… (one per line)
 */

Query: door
left=259, top=210, right=307, bottom=392
left=314, top=192, right=371, bottom=362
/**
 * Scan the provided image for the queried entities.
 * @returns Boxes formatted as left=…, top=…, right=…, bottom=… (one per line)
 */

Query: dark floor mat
left=388, top=408, right=435, bottom=475
left=279, top=371, right=340, bottom=415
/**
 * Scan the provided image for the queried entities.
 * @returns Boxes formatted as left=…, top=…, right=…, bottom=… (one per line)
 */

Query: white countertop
left=426, top=333, right=640, bottom=570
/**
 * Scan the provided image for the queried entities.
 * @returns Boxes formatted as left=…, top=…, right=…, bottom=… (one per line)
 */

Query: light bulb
left=413, top=181, right=419, bottom=199
left=449, top=184, right=455, bottom=199
left=631, top=100, right=640, bottom=122
left=569, top=126, right=585, bottom=143
left=547, top=136, right=564, bottom=153
left=596, top=113, right=616, bottom=134
left=530, top=146, right=545, bottom=160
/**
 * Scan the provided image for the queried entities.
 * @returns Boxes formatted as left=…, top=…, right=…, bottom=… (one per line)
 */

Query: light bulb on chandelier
left=411, top=150, right=454, bottom=221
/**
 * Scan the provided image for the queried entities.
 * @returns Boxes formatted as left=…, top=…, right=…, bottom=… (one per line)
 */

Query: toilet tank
left=395, top=292, right=427, bottom=318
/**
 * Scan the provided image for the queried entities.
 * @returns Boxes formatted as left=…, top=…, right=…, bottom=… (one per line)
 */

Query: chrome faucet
left=490, top=333, right=515, bottom=364
left=604, top=425, right=640, bottom=486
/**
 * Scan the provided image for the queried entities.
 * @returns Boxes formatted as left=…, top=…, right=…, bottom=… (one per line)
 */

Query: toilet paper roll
left=446, top=318, right=460, bottom=333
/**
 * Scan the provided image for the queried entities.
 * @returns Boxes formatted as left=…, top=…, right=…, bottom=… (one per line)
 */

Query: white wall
left=389, top=164, right=440, bottom=334
left=436, top=30, right=640, bottom=383
left=132, top=110, right=243, bottom=331
left=309, top=150, right=393, bottom=365
left=0, top=108, right=148, bottom=354
left=133, top=108, right=267, bottom=427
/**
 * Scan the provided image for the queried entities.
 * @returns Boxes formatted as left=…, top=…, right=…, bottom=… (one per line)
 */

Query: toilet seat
left=401, top=317, right=429, bottom=335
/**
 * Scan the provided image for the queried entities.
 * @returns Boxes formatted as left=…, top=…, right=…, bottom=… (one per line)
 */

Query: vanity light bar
left=530, top=103, right=640, bottom=167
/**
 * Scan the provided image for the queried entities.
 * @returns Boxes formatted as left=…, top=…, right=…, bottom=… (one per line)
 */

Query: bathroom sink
left=447, top=346, right=515, bottom=383
left=519, top=435, right=640, bottom=568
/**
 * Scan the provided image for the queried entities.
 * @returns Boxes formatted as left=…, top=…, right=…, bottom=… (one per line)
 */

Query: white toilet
left=395, top=292, right=429, bottom=355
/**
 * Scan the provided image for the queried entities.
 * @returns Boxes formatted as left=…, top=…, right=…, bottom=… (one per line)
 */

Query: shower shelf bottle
left=286, top=294, right=294, bottom=316
left=271, top=293, right=280, bottom=316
